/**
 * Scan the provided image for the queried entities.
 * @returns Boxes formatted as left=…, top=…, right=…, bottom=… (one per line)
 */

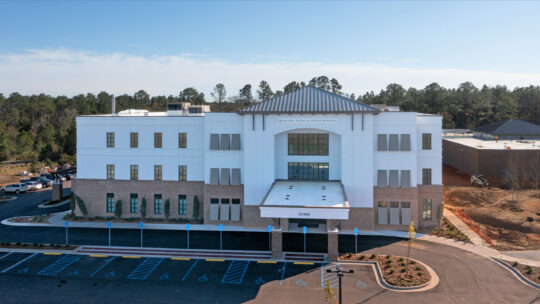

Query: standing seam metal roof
left=473, top=119, right=540, bottom=136
left=238, top=86, right=379, bottom=114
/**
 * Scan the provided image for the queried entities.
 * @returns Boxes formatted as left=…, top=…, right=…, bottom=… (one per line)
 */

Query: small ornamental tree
left=75, top=194, right=88, bottom=216
left=70, top=193, right=76, bottom=214
left=323, top=281, right=336, bottom=304
left=193, top=195, right=200, bottom=219
left=115, top=200, right=123, bottom=219
left=164, top=199, right=170, bottom=219
left=407, top=221, right=416, bottom=259
left=140, top=197, right=147, bottom=219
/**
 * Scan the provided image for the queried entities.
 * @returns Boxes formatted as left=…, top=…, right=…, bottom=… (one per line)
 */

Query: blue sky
left=1, top=1, right=539, bottom=97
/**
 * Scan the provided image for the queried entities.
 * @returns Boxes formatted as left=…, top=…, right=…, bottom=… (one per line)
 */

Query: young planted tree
left=407, top=221, right=416, bottom=259
left=527, top=153, right=540, bottom=190
left=115, top=200, right=123, bottom=219
left=505, top=153, right=525, bottom=203
left=193, top=195, right=200, bottom=219
left=323, top=281, right=337, bottom=304
left=164, top=199, right=170, bottom=219
left=140, top=197, right=147, bottom=219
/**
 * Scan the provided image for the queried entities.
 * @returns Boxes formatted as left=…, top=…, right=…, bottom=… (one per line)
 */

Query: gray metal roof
left=238, top=86, right=379, bottom=114
left=473, top=119, right=540, bottom=136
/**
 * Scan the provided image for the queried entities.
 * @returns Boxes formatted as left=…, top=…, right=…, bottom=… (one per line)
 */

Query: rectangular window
left=422, top=168, right=432, bottom=185
left=210, top=134, right=219, bottom=150
left=154, top=165, right=162, bottom=181
left=220, top=134, right=230, bottom=150
left=401, top=170, right=411, bottom=187
left=400, top=134, right=411, bottom=151
left=231, top=169, right=241, bottom=185
left=422, top=198, right=432, bottom=220
left=389, top=170, right=399, bottom=188
left=106, top=193, right=114, bottom=213
left=231, top=134, right=241, bottom=150
left=178, top=195, right=187, bottom=215
left=377, top=134, right=387, bottom=151
left=178, top=165, right=187, bottom=181
left=377, top=170, right=387, bottom=187
left=107, top=164, right=115, bottom=180
left=130, top=193, right=138, bottom=213
left=178, top=133, right=187, bottom=148
left=106, top=132, right=114, bottom=148
left=288, top=133, right=329, bottom=155
left=422, top=133, right=432, bottom=150
left=154, top=132, right=162, bottom=148
left=209, top=198, right=219, bottom=220
left=130, top=165, right=138, bottom=181
left=130, top=132, right=138, bottom=148
left=220, top=168, right=230, bottom=185
left=232, top=199, right=240, bottom=205
left=388, top=134, right=399, bottom=151
left=210, top=168, right=219, bottom=185
left=287, top=162, right=329, bottom=180
left=154, top=194, right=162, bottom=214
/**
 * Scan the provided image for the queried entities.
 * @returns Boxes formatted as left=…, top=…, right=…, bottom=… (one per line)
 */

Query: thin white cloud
left=1, top=49, right=539, bottom=99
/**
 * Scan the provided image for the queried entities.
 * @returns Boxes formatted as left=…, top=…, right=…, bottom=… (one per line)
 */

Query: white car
left=1, top=183, right=29, bottom=194
left=24, top=181, right=43, bottom=191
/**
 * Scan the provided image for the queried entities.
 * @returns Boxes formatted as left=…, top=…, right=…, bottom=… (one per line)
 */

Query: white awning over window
left=260, top=181, right=349, bottom=220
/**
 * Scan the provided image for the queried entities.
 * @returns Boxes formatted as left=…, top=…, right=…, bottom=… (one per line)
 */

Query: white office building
left=73, top=86, right=442, bottom=258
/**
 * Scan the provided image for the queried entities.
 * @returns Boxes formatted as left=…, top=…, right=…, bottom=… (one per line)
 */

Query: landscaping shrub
left=409, top=260, right=416, bottom=265
left=359, top=255, right=365, bottom=260
left=384, top=265, right=391, bottom=269
left=193, top=195, right=200, bottom=219
left=400, top=262, right=406, bottom=267
left=70, top=193, right=76, bottom=213
left=74, top=194, right=88, bottom=216
left=346, top=253, right=352, bottom=258
left=140, top=198, right=147, bottom=219
left=415, top=266, right=421, bottom=271
left=370, top=254, right=375, bottom=259
left=386, top=254, right=391, bottom=259
left=400, top=268, right=406, bottom=273
left=526, top=266, right=533, bottom=275
left=398, top=257, right=404, bottom=262
left=512, top=261, right=518, bottom=267
left=418, top=272, right=424, bottom=276
left=164, top=199, right=170, bottom=219
left=114, top=200, right=123, bottom=218
left=388, top=270, right=394, bottom=274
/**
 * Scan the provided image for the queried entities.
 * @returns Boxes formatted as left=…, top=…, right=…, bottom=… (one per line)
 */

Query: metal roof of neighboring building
left=238, top=86, right=379, bottom=114
left=473, top=119, right=540, bottom=136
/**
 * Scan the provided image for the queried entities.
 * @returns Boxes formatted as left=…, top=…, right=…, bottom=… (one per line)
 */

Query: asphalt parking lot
left=0, top=251, right=381, bottom=303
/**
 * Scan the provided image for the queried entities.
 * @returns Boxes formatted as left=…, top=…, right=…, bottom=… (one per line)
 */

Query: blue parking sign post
left=268, top=225, right=272, bottom=251
left=65, top=221, right=69, bottom=245
left=219, top=224, right=223, bottom=251
left=354, top=228, right=359, bottom=253
left=186, top=223, right=190, bottom=249
left=108, top=221, right=111, bottom=247
left=140, top=222, right=143, bottom=248
left=303, top=226, right=307, bottom=253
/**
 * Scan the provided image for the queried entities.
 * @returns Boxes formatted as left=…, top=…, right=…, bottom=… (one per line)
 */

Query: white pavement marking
left=1, top=253, right=38, bottom=274
left=280, top=262, right=287, bottom=285
left=0, top=252, right=14, bottom=261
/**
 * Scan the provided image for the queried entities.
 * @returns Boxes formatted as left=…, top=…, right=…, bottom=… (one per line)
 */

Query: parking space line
left=280, top=262, right=287, bottom=285
left=294, top=262, right=314, bottom=265
left=206, top=259, right=225, bottom=262
left=1, top=253, right=38, bottom=274
left=43, top=252, right=62, bottom=256
left=122, top=256, right=141, bottom=259
left=171, top=257, right=190, bottom=261
left=0, top=252, right=13, bottom=261
left=38, top=255, right=82, bottom=276
left=257, top=260, right=277, bottom=264
left=89, top=256, right=116, bottom=278
left=89, top=254, right=108, bottom=258
left=126, top=258, right=163, bottom=280
left=181, top=259, right=199, bottom=282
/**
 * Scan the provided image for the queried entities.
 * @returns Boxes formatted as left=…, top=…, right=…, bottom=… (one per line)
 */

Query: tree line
left=1, top=75, right=540, bottom=165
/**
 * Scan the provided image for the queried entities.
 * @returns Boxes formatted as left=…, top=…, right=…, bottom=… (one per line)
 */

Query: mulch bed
left=431, top=217, right=472, bottom=243
left=339, top=253, right=431, bottom=287
left=503, top=260, right=540, bottom=285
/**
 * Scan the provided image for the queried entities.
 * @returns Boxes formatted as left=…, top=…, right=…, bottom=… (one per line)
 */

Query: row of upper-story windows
left=106, top=132, right=187, bottom=149
left=376, top=168, right=432, bottom=187
left=376, top=133, right=432, bottom=151
left=209, top=134, right=241, bottom=150
left=106, top=164, right=187, bottom=181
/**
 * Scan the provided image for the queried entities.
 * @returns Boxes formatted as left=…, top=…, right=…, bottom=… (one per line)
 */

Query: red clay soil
left=443, top=165, right=471, bottom=186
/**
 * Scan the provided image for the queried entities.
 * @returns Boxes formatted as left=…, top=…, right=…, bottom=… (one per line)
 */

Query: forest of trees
left=1, top=75, right=540, bottom=165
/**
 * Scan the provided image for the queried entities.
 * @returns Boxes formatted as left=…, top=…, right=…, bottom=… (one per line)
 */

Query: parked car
left=30, top=176, right=53, bottom=188
left=65, top=173, right=73, bottom=180
left=24, top=181, right=42, bottom=191
left=1, top=183, right=29, bottom=194
left=40, top=173, right=54, bottom=180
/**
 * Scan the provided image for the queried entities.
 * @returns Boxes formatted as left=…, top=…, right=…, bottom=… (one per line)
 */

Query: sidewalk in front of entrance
left=3, top=210, right=539, bottom=266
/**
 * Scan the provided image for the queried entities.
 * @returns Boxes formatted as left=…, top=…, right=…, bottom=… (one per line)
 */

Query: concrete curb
left=339, top=256, right=439, bottom=293
left=0, top=196, right=17, bottom=202
left=38, top=199, right=70, bottom=209
left=491, top=258, right=540, bottom=290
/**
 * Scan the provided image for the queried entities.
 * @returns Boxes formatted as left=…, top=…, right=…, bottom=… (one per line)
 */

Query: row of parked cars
left=1, top=175, right=56, bottom=194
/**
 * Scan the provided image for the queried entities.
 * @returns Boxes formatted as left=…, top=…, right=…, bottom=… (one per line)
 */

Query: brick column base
left=327, top=229, right=339, bottom=261
left=52, top=183, right=63, bottom=202
left=271, top=229, right=283, bottom=259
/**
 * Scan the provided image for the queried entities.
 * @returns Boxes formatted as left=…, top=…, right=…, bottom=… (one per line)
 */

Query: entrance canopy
left=259, top=180, right=349, bottom=220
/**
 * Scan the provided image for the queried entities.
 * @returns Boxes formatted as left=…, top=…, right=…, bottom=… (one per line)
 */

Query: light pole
left=326, top=264, right=354, bottom=304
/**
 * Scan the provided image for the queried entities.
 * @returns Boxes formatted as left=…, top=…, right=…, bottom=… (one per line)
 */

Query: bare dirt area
left=7, top=214, right=53, bottom=224
left=443, top=165, right=540, bottom=250
left=0, top=163, right=33, bottom=186
left=503, top=260, right=540, bottom=285
left=444, top=185, right=540, bottom=250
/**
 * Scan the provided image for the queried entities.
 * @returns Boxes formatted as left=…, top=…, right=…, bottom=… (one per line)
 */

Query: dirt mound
left=444, top=187, right=501, bottom=207
left=499, top=202, right=524, bottom=212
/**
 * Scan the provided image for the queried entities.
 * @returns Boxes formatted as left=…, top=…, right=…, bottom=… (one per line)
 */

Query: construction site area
left=443, top=165, right=540, bottom=251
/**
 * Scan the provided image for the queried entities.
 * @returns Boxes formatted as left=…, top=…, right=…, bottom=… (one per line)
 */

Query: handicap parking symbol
left=17, top=267, right=29, bottom=274
left=69, top=269, right=79, bottom=277
left=198, top=274, right=208, bottom=282
left=296, top=279, right=307, bottom=286
left=356, top=280, right=367, bottom=288
left=105, top=271, right=116, bottom=278
left=160, top=273, right=169, bottom=280
left=255, top=276, right=265, bottom=284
